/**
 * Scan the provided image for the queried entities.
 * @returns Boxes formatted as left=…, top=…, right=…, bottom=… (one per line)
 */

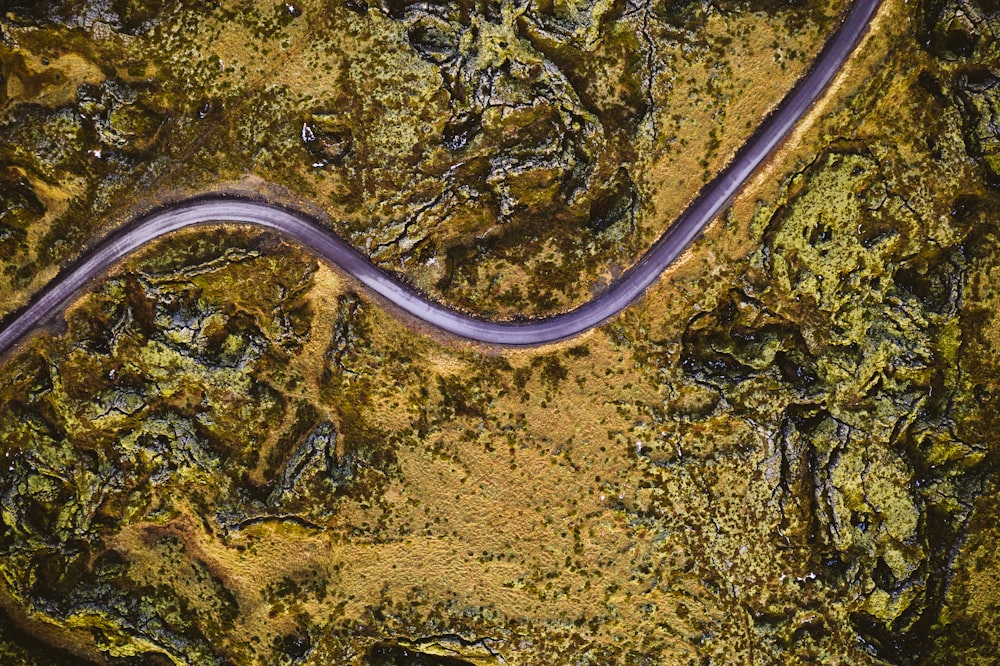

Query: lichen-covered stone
left=2, top=0, right=1000, bottom=663
left=955, top=69, right=1000, bottom=184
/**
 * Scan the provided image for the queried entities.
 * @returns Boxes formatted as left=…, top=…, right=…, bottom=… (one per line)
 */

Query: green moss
left=2, top=0, right=1000, bottom=663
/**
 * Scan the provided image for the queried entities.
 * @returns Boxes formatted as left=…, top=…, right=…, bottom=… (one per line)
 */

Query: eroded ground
left=1, top=0, right=1000, bottom=664
left=0, top=0, right=843, bottom=318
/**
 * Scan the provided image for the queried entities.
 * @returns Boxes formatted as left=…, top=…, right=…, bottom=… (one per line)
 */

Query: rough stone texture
left=0, top=0, right=842, bottom=318
left=2, top=0, right=1000, bottom=664
left=684, top=144, right=986, bottom=661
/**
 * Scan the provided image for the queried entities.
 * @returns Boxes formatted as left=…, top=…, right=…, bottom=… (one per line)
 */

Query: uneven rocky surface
left=1, top=0, right=1000, bottom=664
left=0, top=0, right=842, bottom=318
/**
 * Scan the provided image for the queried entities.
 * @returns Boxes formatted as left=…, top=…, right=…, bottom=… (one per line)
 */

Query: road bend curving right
left=0, top=0, right=882, bottom=354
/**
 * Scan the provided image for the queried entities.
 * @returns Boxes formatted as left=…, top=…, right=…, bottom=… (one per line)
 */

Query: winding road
left=0, top=0, right=881, bottom=352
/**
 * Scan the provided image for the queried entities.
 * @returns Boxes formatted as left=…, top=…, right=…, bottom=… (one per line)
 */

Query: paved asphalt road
left=0, top=0, right=881, bottom=352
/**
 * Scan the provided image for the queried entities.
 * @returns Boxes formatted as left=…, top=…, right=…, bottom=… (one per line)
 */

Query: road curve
left=0, top=0, right=881, bottom=352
